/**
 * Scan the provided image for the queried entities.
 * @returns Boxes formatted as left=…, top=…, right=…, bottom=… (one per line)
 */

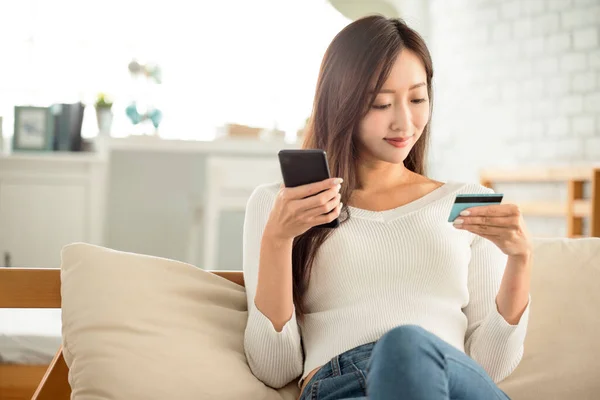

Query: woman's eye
left=372, top=104, right=391, bottom=110
left=412, top=98, right=427, bottom=104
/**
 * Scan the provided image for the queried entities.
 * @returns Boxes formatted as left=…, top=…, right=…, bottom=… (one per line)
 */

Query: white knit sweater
left=242, top=181, right=530, bottom=389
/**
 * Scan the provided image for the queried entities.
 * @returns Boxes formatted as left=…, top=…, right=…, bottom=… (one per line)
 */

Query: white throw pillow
left=60, top=243, right=299, bottom=400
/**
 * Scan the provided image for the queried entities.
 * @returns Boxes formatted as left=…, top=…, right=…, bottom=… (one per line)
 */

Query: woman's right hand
left=264, top=178, right=343, bottom=241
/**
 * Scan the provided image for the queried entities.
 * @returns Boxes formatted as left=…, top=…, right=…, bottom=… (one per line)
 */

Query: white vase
left=96, top=107, right=113, bottom=136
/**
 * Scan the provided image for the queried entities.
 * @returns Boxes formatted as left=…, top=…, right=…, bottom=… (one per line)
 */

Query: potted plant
left=95, top=93, right=113, bottom=135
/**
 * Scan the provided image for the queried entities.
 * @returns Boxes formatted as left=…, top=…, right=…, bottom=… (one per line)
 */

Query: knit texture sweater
left=242, top=181, right=530, bottom=389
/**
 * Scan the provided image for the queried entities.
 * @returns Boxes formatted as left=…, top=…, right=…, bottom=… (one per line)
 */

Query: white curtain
left=0, top=0, right=349, bottom=140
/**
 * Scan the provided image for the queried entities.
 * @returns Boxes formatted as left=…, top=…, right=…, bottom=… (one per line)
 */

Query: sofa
left=27, top=236, right=600, bottom=399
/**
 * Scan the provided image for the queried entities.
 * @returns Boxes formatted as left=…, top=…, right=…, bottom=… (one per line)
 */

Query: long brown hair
left=292, top=16, right=434, bottom=318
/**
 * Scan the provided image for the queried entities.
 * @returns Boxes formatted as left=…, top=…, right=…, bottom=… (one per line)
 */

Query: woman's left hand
left=453, top=204, right=532, bottom=258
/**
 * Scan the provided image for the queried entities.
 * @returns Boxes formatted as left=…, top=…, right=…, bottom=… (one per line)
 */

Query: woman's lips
left=384, top=136, right=413, bottom=148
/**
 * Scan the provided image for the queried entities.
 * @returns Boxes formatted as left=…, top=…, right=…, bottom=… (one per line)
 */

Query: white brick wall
left=426, top=0, right=600, bottom=237
left=574, top=27, right=599, bottom=49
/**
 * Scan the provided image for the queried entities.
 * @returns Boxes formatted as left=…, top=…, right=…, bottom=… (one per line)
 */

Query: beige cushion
left=60, top=243, right=299, bottom=400
left=499, top=237, right=600, bottom=400
left=62, top=238, right=600, bottom=399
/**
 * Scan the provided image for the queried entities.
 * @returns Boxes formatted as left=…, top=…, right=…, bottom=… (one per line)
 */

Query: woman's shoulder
left=250, top=181, right=281, bottom=199
left=453, top=182, right=496, bottom=195
left=246, top=181, right=281, bottom=212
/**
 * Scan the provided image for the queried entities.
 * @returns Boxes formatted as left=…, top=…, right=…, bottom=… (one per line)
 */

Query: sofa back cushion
left=499, top=237, right=600, bottom=399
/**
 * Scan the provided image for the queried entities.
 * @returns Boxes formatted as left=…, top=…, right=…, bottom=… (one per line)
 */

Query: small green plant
left=95, top=93, right=113, bottom=109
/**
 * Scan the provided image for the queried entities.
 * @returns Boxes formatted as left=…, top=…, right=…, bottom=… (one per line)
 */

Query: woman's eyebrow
left=373, top=82, right=426, bottom=94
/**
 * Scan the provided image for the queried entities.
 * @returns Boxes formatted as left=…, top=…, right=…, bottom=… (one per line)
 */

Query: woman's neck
left=356, top=160, right=415, bottom=193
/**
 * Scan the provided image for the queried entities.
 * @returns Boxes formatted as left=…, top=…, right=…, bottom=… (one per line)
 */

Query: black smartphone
left=278, top=149, right=340, bottom=228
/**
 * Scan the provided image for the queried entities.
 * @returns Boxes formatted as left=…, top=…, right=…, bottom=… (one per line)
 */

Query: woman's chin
left=358, top=146, right=412, bottom=165
left=385, top=155, right=409, bottom=164
left=381, top=148, right=412, bottom=164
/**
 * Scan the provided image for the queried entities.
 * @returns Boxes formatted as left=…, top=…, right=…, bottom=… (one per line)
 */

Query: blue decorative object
left=126, top=103, right=162, bottom=128
left=125, top=58, right=163, bottom=134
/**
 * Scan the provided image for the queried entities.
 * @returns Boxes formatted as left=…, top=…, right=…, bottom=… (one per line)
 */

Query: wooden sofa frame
left=0, top=268, right=244, bottom=400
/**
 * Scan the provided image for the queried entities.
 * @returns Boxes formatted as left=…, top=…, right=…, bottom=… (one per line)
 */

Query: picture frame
left=12, top=106, right=54, bottom=152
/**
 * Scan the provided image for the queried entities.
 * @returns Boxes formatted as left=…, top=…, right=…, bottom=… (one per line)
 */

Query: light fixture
left=327, top=0, right=400, bottom=20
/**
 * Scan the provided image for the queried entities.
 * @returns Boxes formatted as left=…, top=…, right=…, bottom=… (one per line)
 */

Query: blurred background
left=0, top=0, right=599, bottom=271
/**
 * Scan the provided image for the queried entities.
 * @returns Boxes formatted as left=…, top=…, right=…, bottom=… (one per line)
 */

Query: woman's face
left=357, top=49, right=430, bottom=165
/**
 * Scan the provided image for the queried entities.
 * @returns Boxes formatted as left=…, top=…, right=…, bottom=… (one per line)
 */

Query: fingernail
left=335, top=178, right=343, bottom=184
left=340, top=202, right=343, bottom=208
left=336, top=184, right=341, bottom=191
left=459, top=211, right=470, bottom=216
left=453, top=219, right=464, bottom=225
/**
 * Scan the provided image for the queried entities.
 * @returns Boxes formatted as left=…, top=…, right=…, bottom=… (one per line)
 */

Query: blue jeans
left=299, top=325, right=510, bottom=400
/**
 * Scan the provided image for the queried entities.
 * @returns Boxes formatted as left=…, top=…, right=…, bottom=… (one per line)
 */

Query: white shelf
left=0, top=151, right=106, bottom=164
left=1, top=134, right=303, bottom=161
left=106, top=135, right=301, bottom=155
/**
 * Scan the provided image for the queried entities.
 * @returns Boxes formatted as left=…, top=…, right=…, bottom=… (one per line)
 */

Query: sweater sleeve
left=462, top=224, right=531, bottom=383
left=242, top=184, right=304, bottom=389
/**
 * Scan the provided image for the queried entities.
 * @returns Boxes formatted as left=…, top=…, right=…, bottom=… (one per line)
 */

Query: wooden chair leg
left=31, top=346, right=71, bottom=400
left=567, top=180, right=584, bottom=237
left=592, top=169, right=600, bottom=237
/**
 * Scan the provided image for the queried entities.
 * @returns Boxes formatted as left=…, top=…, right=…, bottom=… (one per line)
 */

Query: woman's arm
left=458, top=234, right=531, bottom=383
left=242, top=185, right=304, bottom=389
left=496, top=252, right=531, bottom=325
left=455, top=202, right=533, bottom=325
left=254, top=232, right=295, bottom=332
left=453, top=190, right=532, bottom=382
left=252, top=177, right=341, bottom=331
left=243, top=179, right=342, bottom=388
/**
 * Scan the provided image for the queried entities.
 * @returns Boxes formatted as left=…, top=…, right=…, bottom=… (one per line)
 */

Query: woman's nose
left=390, top=104, right=410, bottom=132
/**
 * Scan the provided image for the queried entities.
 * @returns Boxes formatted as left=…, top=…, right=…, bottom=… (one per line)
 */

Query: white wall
left=426, top=0, right=600, bottom=236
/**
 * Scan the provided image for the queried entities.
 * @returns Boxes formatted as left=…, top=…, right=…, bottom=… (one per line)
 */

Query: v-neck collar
left=347, top=182, right=464, bottom=223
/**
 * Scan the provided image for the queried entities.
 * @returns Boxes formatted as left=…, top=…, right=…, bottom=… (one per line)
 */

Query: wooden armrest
left=0, top=268, right=244, bottom=308
left=212, top=270, right=245, bottom=287
left=0, top=268, right=61, bottom=308
left=31, top=347, right=70, bottom=400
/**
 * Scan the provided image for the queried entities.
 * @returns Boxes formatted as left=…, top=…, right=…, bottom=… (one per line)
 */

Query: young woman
left=242, top=15, right=531, bottom=400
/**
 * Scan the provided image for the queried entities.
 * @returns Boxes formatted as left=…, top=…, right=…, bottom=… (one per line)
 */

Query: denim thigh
left=299, top=342, right=374, bottom=400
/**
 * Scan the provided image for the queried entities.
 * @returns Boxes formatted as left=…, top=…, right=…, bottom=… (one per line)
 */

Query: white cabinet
left=0, top=154, right=107, bottom=268
left=0, top=136, right=298, bottom=270
left=0, top=182, right=85, bottom=268
left=197, top=155, right=283, bottom=269
left=105, top=137, right=297, bottom=270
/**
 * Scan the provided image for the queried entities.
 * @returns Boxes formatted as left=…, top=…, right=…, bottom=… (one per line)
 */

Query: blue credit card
left=448, top=193, right=504, bottom=222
